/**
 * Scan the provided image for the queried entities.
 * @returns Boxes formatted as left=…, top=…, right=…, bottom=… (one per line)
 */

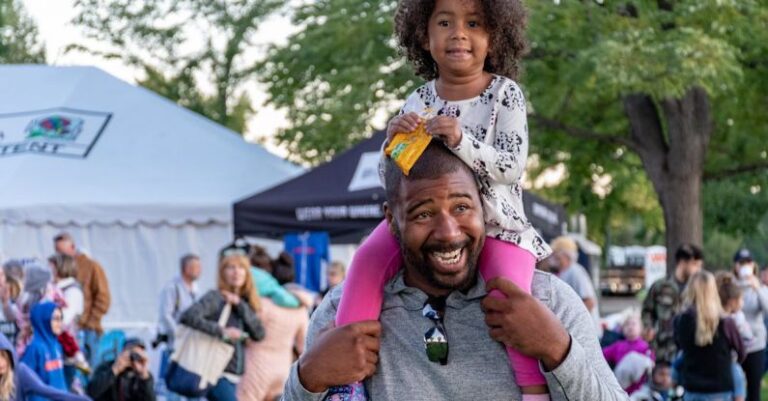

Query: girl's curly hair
left=394, top=0, right=529, bottom=81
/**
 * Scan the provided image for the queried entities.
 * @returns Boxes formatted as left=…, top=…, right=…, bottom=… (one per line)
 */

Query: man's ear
left=383, top=202, right=397, bottom=236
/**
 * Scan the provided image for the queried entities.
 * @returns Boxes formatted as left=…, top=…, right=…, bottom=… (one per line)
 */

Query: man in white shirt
left=550, top=236, right=601, bottom=336
left=155, top=253, right=201, bottom=401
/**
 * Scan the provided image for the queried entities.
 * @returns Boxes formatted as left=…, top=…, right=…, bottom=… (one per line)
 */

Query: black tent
left=234, top=131, right=566, bottom=243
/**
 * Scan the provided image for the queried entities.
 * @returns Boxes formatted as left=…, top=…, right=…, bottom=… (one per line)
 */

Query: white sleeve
left=62, top=289, right=84, bottom=327
left=451, top=81, right=528, bottom=185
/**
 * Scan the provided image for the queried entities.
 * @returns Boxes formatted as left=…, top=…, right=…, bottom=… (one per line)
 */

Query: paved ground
left=600, top=294, right=642, bottom=316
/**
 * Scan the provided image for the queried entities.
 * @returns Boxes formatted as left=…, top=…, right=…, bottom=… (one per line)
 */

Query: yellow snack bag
left=385, top=122, right=432, bottom=176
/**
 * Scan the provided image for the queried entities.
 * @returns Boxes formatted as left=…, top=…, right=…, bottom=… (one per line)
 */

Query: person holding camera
left=86, top=338, right=155, bottom=401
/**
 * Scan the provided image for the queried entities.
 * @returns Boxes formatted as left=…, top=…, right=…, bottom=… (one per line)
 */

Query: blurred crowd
left=5, top=231, right=767, bottom=401
left=544, top=239, right=768, bottom=401
left=0, top=234, right=346, bottom=401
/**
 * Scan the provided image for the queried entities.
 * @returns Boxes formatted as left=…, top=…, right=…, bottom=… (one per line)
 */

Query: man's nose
left=432, top=211, right=463, bottom=242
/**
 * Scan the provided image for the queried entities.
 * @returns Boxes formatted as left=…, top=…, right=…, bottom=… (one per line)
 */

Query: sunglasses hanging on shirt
left=422, top=302, right=449, bottom=365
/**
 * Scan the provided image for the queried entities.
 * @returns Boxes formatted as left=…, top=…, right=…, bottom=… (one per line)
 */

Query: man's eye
left=416, top=211, right=432, bottom=220
left=456, top=204, right=470, bottom=213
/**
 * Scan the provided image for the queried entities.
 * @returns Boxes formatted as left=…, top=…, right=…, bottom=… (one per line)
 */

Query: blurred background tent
left=0, top=65, right=300, bottom=327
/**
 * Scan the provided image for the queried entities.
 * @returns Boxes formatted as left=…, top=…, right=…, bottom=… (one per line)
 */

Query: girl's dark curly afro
left=394, top=0, right=529, bottom=81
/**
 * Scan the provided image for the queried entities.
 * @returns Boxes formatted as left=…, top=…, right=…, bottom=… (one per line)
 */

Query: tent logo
left=25, top=115, right=84, bottom=141
left=0, top=108, right=111, bottom=158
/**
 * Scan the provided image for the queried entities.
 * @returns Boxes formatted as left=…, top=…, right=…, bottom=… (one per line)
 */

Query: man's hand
left=425, top=116, right=462, bottom=148
left=298, top=321, right=381, bottom=393
left=130, top=348, right=151, bottom=380
left=482, top=278, right=571, bottom=371
left=386, top=112, right=422, bottom=143
left=112, top=350, right=131, bottom=376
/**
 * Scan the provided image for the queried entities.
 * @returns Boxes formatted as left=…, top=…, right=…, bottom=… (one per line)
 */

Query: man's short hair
left=675, top=243, right=703, bottom=263
left=180, top=253, right=199, bottom=271
left=383, top=141, right=475, bottom=205
left=53, top=232, right=73, bottom=243
left=551, top=236, right=578, bottom=262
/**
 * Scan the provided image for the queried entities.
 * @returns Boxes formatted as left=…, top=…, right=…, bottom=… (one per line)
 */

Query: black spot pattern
left=466, top=124, right=488, bottom=142
left=438, top=104, right=461, bottom=118
left=500, top=84, right=525, bottom=111
left=494, top=130, right=523, bottom=154
left=495, top=153, right=516, bottom=174
left=532, top=236, right=548, bottom=258
left=473, top=160, right=490, bottom=178
left=416, top=85, right=436, bottom=108
left=478, top=90, right=494, bottom=105
left=495, top=230, right=522, bottom=245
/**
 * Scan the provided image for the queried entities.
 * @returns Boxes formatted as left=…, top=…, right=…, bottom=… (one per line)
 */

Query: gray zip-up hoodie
left=282, top=270, right=628, bottom=400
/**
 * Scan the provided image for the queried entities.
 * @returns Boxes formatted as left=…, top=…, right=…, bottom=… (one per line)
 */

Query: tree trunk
left=623, top=87, right=713, bottom=274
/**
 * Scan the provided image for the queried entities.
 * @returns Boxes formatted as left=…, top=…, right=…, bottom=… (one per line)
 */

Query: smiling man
left=282, top=142, right=627, bottom=401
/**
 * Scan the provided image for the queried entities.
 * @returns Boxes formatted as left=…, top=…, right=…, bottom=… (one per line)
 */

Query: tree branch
left=704, top=161, right=768, bottom=181
left=531, top=115, right=636, bottom=150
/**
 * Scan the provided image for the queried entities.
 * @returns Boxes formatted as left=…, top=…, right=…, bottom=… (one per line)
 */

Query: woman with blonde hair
left=180, top=254, right=265, bottom=401
left=675, top=271, right=745, bottom=401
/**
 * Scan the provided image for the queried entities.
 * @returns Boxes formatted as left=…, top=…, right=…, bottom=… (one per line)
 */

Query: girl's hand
left=223, top=327, right=243, bottom=341
left=386, top=112, right=421, bottom=143
left=221, top=290, right=241, bottom=305
left=426, top=116, right=462, bottom=148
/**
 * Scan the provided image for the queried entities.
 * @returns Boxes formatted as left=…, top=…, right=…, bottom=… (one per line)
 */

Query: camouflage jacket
left=641, top=277, right=685, bottom=363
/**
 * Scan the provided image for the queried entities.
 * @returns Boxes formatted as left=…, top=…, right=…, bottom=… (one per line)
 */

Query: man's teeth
left=432, top=248, right=462, bottom=264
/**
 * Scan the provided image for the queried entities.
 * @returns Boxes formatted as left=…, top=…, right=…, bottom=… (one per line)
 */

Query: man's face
left=385, top=168, right=485, bottom=296
left=680, top=258, right=703, bottom=282
left=54, top=239, right=76, bottom=257
left=184, top=259, right=202, bottom=281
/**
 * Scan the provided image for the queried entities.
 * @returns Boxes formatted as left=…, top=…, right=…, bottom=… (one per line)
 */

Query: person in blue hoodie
left=20, top=303, right=68, bottom=401
left=0, top=332, right=90, bottom=401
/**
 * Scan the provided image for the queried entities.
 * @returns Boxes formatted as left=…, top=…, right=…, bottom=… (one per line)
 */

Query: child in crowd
left=717, top=272, right=751, bottom=401
left=21, top=302, right=68, bottom=401
left=334, top=0, right=551, bottom=399
left=629, top=362, right=684, bottom=401
left=603, top=313, right=654, bottom=394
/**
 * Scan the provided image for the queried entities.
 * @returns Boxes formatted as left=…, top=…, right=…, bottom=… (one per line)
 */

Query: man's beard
left=393, top=224, right=482, bottom=292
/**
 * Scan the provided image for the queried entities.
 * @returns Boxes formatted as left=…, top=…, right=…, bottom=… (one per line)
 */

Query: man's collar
left=383, top=270, right=487, bottom=312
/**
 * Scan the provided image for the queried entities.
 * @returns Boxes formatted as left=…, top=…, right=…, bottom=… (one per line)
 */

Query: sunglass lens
left=424, top=326, right=448, bottom=363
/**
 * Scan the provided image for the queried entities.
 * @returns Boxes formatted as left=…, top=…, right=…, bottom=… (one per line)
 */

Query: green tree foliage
left=0, top=0, right=46, bottom=64
left=71, top=0, right=282, bottom=134
left=260, top=0, right=413, bottom=164
left=263, top=0, right=768, bottom=271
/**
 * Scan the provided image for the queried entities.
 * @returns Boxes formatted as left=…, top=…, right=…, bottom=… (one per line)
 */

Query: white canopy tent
left=0, top=65, right=300, bottom=328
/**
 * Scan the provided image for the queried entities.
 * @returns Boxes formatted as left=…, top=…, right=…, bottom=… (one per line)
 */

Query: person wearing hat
left=549, top=236, right=601, bottom=337
left=731, top=248, right=768, bottom=401
left=86, top=338, right=155, bottom=401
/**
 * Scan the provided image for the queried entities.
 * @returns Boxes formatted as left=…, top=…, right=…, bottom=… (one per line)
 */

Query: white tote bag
left=170, top=303, right=235, bottom=390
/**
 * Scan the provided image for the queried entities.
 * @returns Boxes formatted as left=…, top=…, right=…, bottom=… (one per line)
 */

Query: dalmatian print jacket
left=381, top=75, right=552, bottom=261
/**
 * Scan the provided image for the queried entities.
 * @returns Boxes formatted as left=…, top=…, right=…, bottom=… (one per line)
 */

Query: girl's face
left=426, top=0, right=490, bottom=79
left=223, top=263, right=247, bottom=289
left=726, top=296, right=744, bottom=313
left=51, top=308, right=63, bottom=335
left=0, top=351, right=8, bottom=375
left=622, top=316, right=642, bottom=341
